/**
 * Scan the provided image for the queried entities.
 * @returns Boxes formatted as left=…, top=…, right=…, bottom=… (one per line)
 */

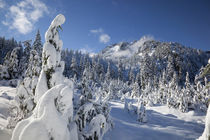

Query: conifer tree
left=137, top=101, right=147, bottom=123
left=105, top=61, right=111, bottom=81
left=80, top=67, right=92, bottom=105
left=135, top=70, right=141, bottom=87
left=118, top=59, right=123, bottom=81
left=9, top=32, right=43, bottom=128
left=158, top=70, right=167, bottom=104
left=5, top=47, right=22, bottom=79
left=32, top=30, right=42, bottom=56
left=23, top=40, right=32, bottom=63
left=131, top=81, right=140, bottom=98
left=166, top=55, right=175, bottom=81
left=183, top=72, right=194, bottom=110
left=12, top=14, right=78, bottom=140
left=167, top=72, right=179, bottom=108
left=128, top=67, right=135, bottom=85
left=0, top=64, right=9, bottom=80
left=70, top=56, right=78, bottom=78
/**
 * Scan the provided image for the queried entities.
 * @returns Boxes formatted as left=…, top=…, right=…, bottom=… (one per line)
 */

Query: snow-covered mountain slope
left=104, top=101, right=205, bottom=140
left=100, top=37, right=209, bottom=83
left=100, top=36, right=209, bottom=64
left=100, top=36, right=153, bottom=60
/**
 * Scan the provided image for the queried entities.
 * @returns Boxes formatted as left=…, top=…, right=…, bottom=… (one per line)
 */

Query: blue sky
left=0, top=0, right=210, bottom=52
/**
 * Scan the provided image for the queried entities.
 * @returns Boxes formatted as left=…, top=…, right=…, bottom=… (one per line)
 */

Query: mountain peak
left=100, top=36, right=154, bottom=60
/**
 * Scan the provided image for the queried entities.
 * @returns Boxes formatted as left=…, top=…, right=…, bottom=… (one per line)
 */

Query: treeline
left=0, top=31, right=209, bottom=114
left=0, top=30, right=42, bottom=82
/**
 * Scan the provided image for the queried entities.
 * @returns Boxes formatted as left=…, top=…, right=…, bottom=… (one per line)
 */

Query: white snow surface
left=104, top=101, right=205, bottom=140
left=0, top=86, right=206, bottom=140
left=198, top=105, right=210, bottom=140
left=0, top=86, right=16, bottom=140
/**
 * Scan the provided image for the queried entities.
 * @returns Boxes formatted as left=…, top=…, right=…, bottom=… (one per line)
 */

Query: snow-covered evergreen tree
left=22, top=40, right=32, bottom=65
left=137, top=101, right=147, bottom=123
left=0, top=64, right=9, bottom=80
left=131, top=81, right=140, bottom=98
left=11, top=14, right=78, bottom=140
left=4, top=47, right=22, bottom=79
left=166, top=55, right=175, bottom=81
left=76, top=78, right=112, bottom=140
left=70, top=56, right=78, bottom=78
left=117, top=59, right=123, bottom=81
left=135, top=70, right=141, bottom=87
left=0, top=37, right=21, bottom=64
left=14, top=50, right=41, bottom=118
left=105, top=61, right=111, bottom=81
left=8, top=33, right=43, bottom=128
left=3, top=51, right=11, bottom=67
left=80, top=67, right=92, bottom=105
left=25, top=50, right=42, bottom=79
left=184, top=72, right=194, bottom=109
left=178, top=89, right=188, bottom=112
left=75, top=100, right=111, bottom=140
left=142, top=79, right=154, bottom=106
left=75, top=60, right=112, bottom=140
left=32, top=30, right=42, bottom=56
left=140, top=53, right=156, bottom=86
left=34, top=14, right=67, bottom=101
left=158, top=70, right=168, bottom=104
left=167, top=72, right=179, bottom=109
left=128, top=67, right=135, bottom=85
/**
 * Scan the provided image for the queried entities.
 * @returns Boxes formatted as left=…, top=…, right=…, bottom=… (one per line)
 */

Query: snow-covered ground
left=0, top=86, right=16, bottom=140
left=104, top=101, right=205, bottom=140
left=0, top=86, right=206, bottom=140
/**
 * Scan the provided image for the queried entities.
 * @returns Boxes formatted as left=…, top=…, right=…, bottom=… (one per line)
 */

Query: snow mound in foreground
left=0, top=86, right=16, bottom=140
left=198, top=105, right=210, bottom=140
left=11, top=84, right=77, bottom=140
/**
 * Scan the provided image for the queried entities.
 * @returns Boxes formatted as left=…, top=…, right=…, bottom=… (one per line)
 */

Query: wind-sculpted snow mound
left=11, top=84, right=77, bottom=140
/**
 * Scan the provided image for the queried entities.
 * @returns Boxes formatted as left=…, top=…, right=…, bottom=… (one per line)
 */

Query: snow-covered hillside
left=99, top=37, right=209, bottom=86
left=100, top=36, right=209, bottom=65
